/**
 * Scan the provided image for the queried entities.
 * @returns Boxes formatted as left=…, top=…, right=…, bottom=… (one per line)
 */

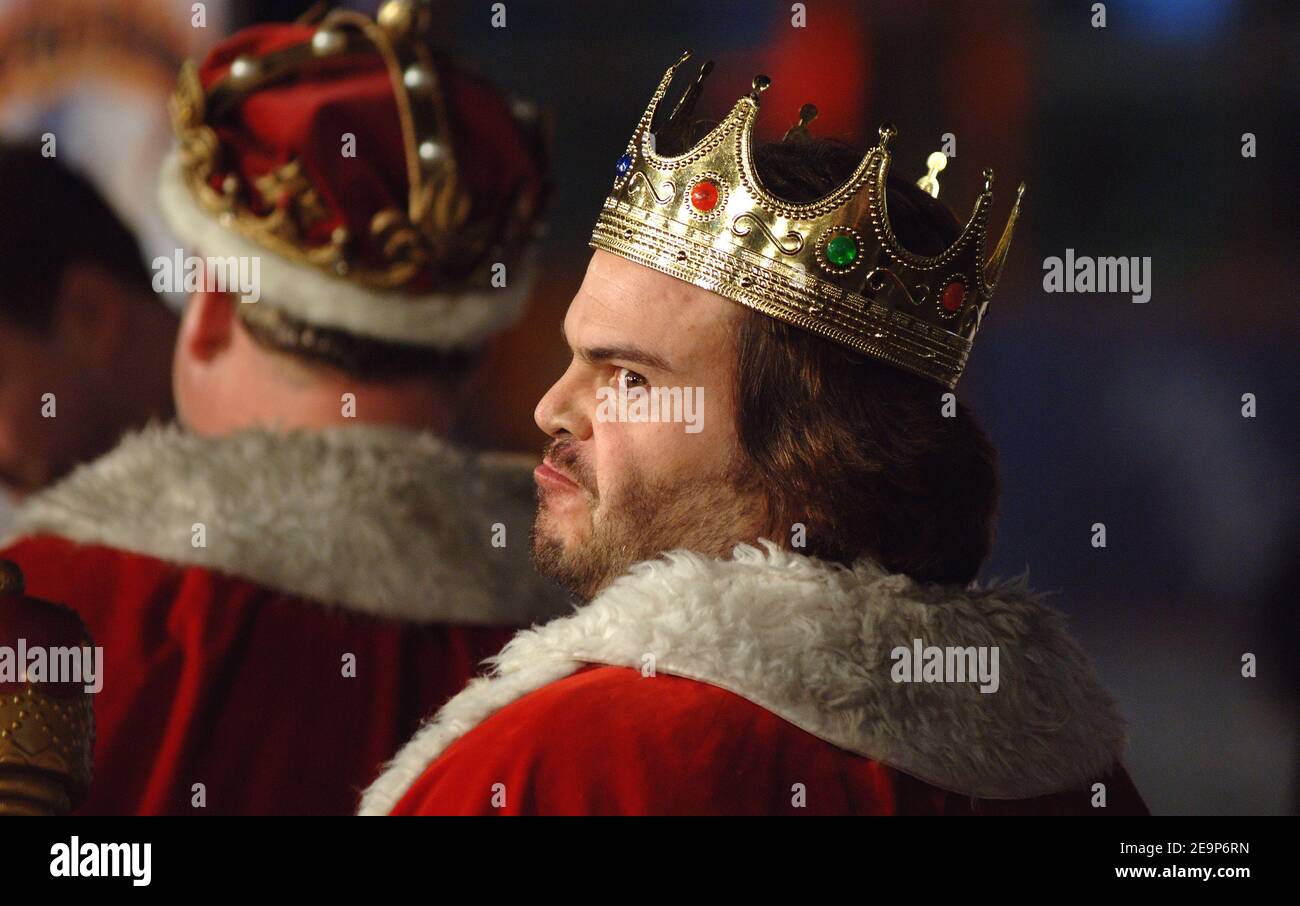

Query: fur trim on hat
left=157, top=151, right=532, bottom=349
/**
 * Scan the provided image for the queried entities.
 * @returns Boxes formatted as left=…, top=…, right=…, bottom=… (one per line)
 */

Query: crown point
left=677, top=50, right=693, bottom=66
left=377, top=1, right=415, bottom=40
left=917, top=151, right=948, bottom=198
left=982, top=168, right=995, bottom=192
left=750, top=74, right=771, bottom=101
left=878, top=123, right=897, bottom=147
left=1016, top=181, right=1026, bottom=201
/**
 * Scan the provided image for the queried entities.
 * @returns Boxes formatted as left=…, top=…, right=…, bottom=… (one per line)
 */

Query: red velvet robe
left=3, top=536, right=516, bottom=815
left=362, top=544, right=1149, bottom=816
left=1, top=424, right=568, bottom=815
left=388, top=665, right=1148, bottom=815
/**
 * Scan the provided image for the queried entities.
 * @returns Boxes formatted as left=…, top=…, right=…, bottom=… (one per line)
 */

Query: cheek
left=588, top=422, right=643, bottom=512
left=590, top=417, right=723, bottom=508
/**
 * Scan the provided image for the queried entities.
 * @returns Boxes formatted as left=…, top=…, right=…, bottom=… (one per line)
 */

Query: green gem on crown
left=825, top=234, right=858, bottom=267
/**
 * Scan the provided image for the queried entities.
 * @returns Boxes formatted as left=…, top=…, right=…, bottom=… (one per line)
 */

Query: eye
left=616, top=367, right=647, bottom=391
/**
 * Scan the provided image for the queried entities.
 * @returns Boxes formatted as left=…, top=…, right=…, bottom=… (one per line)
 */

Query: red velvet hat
left=159, top=1, right=548, bottom=347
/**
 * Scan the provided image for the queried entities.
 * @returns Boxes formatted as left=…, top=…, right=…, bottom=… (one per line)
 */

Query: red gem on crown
left=690, top=179, right=720, bottom=213
left=941, top=281, right=965, bottom=312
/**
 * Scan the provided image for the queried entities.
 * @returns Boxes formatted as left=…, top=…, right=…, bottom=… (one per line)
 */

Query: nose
left=534, top=359, right=592, bottom=442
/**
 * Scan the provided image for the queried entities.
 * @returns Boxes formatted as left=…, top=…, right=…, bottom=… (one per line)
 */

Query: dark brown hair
left=0, top=142, right=156, bottom=332
left=735, top=138, right=1000, bottom=585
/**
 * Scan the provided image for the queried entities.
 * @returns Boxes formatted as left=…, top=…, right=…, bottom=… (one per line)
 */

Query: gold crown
left=589, top=52, right=1025, bottom=389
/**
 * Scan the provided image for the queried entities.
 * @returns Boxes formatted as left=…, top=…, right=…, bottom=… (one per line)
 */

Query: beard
left=531, top=437, right=765, bottom=602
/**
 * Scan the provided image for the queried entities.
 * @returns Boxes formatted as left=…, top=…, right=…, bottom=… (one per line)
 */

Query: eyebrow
left=561, top=323, right=674, bottom=373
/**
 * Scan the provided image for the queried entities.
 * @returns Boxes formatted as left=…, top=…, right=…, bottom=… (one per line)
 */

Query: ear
left=178, top=288, right=236, bottom=364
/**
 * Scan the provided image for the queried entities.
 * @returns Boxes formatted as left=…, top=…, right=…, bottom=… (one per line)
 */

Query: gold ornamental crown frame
left=590, top=51, right=1025, bottom=389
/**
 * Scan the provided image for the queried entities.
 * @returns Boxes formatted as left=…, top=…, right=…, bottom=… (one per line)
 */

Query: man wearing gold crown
left=361, top=54, right=1149, bottom=816
left=0, top=3, right=568, bottom=814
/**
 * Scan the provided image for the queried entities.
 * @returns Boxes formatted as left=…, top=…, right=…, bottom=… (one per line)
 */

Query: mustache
left=542, top=438, right=596, bottom=497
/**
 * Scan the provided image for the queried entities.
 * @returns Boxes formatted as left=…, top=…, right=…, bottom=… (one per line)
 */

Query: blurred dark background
left=0, top=0, right=1295, bottom=814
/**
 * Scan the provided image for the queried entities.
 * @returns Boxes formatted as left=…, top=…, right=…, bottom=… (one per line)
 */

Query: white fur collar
left=5, top=423, right=569, bottom=626
left=359, top=542, right=1127, bottom=813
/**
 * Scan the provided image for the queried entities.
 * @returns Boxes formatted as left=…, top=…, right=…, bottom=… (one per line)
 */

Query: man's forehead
left=564, top=251, right=734, bottom=355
